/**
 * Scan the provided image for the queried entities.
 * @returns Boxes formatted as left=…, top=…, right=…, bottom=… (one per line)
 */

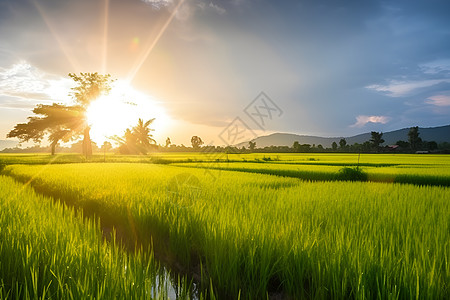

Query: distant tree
left=362, top=141, right=372, bottom=152
left=396, top=140, right=410, bottom=149
left=293, top=141, right=300, bottom=152
left=408, top=126, right=422, bottom=150
left=165, top=137, right=171, bottom=148
left=101, top=141, right=112, bottom=152
left=191, top=136, right=204, bottom=149
left=370, top=131, right=385, bottom=151
left=101, top=141, right=112, bottom=161
left=248, top=141, right=256, bottom=151
left=331, top=141, right=338, bottom=151
left=317, top=144, right=324, bottom=150
left=427, top=141, right=438, bottom=151
left=299, top=144, right=311, bottom=152
left=339, top=138, right=347, bottom=149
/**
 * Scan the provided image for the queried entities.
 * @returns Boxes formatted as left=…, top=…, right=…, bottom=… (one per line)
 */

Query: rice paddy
left=0, top=153, right=449, bottom=299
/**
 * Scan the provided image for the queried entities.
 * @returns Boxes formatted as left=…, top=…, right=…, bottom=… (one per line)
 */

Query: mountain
left=237, top=125, right=450, bottom=148
left=0, top=139, right=18, bottom=151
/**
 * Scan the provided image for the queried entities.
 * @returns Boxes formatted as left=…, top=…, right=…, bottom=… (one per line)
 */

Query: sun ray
left=101, top=0, right=110, bottom=74
left=126, top=0, right=186, bottom=83
left=31, top=0, right=81, bottom=72
left=86, top=81, right=170, bottom=145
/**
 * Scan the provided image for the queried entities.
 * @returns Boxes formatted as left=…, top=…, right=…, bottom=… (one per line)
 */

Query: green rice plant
left=3, top=163, right=449, bottom=299
left=174, top=161, right=450, bottom=186
left=0, top=175, right=193, bottom=299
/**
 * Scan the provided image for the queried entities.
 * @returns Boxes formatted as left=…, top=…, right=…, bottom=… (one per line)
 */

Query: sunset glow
left=86, top=81, right=170, bottom=145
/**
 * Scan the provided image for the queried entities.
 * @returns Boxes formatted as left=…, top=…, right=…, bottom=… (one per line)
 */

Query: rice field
left=1, top=154, right=449, bottom=299
left=0, top=175, right=195, bottom=299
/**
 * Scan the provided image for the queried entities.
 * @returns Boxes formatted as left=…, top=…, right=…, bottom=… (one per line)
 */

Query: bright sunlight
left=86, top=80, right=170, bottom=145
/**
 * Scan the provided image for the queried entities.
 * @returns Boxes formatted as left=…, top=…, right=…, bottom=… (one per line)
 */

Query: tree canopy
left=191, top=136, right=204, bottom=149
left=8, top=73, right=113, bottom=156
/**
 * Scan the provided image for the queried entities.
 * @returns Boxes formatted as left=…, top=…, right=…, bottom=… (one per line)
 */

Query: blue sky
left=1, top=0, right=449, bottom=146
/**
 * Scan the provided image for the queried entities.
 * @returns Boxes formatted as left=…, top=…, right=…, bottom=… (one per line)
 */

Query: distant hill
left=0, top=139, right=18, bottom=151
left=237, top=125, right=450, bottom=148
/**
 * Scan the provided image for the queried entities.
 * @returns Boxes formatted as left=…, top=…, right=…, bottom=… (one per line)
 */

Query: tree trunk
left=82, top=126, right=92, bottom=158
left=51, top=142, right=56, bottom=156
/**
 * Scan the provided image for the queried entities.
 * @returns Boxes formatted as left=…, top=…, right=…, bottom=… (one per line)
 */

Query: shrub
left=336, top=167, right=368, bottom=181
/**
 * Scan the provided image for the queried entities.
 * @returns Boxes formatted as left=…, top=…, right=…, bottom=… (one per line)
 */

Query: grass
left=0, top=175, right=195, bottom=299
left=174, top=161, right=450, bottom=186
left=3, top=163, right=449, bottom=299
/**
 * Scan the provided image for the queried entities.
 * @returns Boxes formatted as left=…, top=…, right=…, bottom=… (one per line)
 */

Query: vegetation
left=112, top=118, right=157, bottom=155
left=7, top=73, right=113, bottom=157
left=0, top=175, right=193, bottom=299
left=2, top=161, right=449, bottom=299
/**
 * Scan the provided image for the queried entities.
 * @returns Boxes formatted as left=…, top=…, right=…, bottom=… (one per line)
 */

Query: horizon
left=1, top=0, right=450, bottom=148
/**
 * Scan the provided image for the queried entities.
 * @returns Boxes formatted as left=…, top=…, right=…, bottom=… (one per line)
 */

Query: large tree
left=69, top=73, right=113, bottom=157
left=7, top=104, right=84, bottom=155
left=7, top=73, right=112, bottom=157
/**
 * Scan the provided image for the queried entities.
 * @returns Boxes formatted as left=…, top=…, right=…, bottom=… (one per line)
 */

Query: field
left=0, top=153, right=449, bottom=299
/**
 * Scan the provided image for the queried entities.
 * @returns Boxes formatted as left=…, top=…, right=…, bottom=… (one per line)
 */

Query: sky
left=1, top=0, right=449, bottom=147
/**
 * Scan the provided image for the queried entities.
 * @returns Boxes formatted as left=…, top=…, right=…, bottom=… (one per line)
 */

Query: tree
left=408, top=126, right=422, bottom=150
left=69, top=72, right=113, bottom=157
left=248, top=141, right=256, bottom=151
left=339, top=138, right=347, bottom=149
left=132, top=118, right=156, bottom=152
left=7, top=73, right=112, bottom=157
left=293, top=141, right=300, bottom=152
left=370, top=131, right=385, bottom=151
left=112, top=119, right=156, bottom=154
left=331, top=141, right=338, bottom=151
left=101, top=141, right=112, bottom=162
left=7, top=104, right=84, bottom=155
left=165, top=137, right=171, bottom=148
left=396, top=140, right=410, bottom=149
left=427, top=141, right=438, bottom=151
left=191, top=136, right=204, bottom=149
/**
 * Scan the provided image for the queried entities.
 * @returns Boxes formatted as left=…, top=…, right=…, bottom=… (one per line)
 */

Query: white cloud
left=209, top=2, right=226, bottom=15
left=0, top=61, right=73, bottom=109
left=420, top=59, right=450, bottom=74
left=426, top=94, right=450, bottom=107
left=141, top=0, right=172, bottom=10
left=351, top=115, right=390, bottom=128
left=141, top=0, right=226, bottom=20
left=366, top=79, right=450, bottom=97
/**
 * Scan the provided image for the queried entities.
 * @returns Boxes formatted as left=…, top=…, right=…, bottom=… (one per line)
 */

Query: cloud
left=426, top=94, right=450, bottom=107
left=0, top=61, right=73, bottom=109
left=141, top=0, right=172, bottom=10
left=351, top=115, right=390, bottom=128
left=420, top=59, right=450, bottom=74
left=141, top=0, right=226, bottom=20
left=209, top=2, right=226, bottom=15
left=366, top=79, right=450, bottom=97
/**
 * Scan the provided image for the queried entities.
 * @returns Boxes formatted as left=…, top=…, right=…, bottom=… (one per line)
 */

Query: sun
left=86, top=80, right=170, bottom=145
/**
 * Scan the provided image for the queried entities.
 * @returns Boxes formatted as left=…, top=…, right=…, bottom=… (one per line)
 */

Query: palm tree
left=133, top=118, right=156, bottom=149
left=111, top=119, right=156, bottom=154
